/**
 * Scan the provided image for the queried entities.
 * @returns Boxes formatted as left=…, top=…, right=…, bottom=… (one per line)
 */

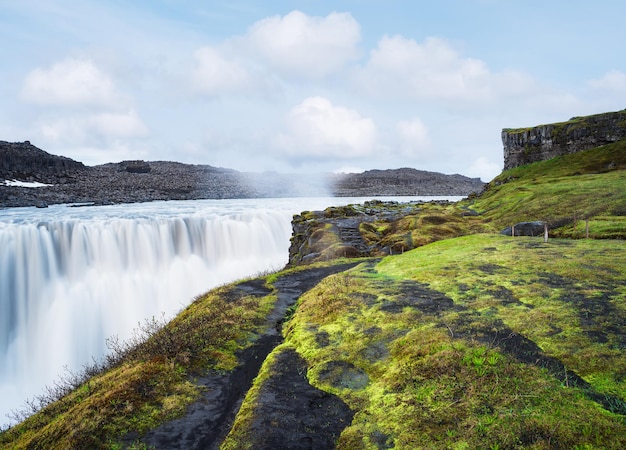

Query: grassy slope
left=470, top=140, right=626, bottom=234
left=301, top=139, right=626, bottom=263
left=2, top=139, right=625, bottom=448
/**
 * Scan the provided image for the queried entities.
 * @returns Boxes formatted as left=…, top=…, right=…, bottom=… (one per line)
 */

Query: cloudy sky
left=1, top=0, right=625, bottom=181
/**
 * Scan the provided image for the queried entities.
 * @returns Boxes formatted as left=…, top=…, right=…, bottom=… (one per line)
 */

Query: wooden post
left=544, top=222, right=549, bottom=243
left=511, top=224, right=515, bottom=237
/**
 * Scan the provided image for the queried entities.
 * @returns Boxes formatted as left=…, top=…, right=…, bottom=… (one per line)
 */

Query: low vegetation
left=291, top=140, right=626, bottom=266
left=471, top=139, right=626, bottom=232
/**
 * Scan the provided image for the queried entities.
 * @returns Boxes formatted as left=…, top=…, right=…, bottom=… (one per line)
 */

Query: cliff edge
left=502, top=109, right=626, bottom=169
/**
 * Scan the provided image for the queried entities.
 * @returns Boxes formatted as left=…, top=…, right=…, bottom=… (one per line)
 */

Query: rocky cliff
left=0, top=140, right=85, bottom=183
left=502, top=109, right=626, bottom=169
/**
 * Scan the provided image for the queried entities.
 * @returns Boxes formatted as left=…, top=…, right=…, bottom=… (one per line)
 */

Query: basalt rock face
left=0, top=140, right=85, bottom=183
left=502, top=110, right=626, bottom=170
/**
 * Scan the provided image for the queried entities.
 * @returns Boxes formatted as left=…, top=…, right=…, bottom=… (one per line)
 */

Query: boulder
left=501, top=221, right=546, bottom=237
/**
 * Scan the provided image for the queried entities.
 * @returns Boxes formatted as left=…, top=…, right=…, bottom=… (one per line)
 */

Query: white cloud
left=189, top=10, right=361, bottom=96
left=275, top=96, right=377, bottom=161
left=588, top=70, right=626, bottom=93
left=38, top=110, right=148, bottom=145
left=359, top=35, right=534, bottom=104
left=191, top=46, right=254, bottom=95
left=395, top=118, right=431, bottom=157
left=467, top=156, right=502, bottom=181
left=245, top=10, right=360, bottom=78
left=87, top=109, right=149, bottom=137
left=21, top=58, right=123, bottom=107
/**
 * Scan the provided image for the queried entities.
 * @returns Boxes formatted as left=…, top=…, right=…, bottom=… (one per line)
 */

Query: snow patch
left=2, top=179, right=52, bottom=188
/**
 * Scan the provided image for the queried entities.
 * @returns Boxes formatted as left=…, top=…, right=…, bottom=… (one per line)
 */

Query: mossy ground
left=360, top=202, right=491, bottom=253
left=296, top=141, right=626, bottom=263
left=278, top=235, right=626, bottom=449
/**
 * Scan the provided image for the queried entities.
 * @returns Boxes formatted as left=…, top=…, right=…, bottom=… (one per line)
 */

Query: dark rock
left=0, top=141, right=85, bottom=183
left=500, top=221, right=545, bottom=237
left=122, top=160, right=151, bottom=173
left=138, top=263, right=360, bottom=450
left=0, top=141, right=486, bottom=208
left=243, top=347, right=354, bottom=450
left=1, top=141, right=329, bottom=207
left=330, top=167, right=485, bottom=196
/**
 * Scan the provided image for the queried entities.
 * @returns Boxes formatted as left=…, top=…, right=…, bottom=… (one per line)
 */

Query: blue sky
left=1, top=0, right=625, bottom=181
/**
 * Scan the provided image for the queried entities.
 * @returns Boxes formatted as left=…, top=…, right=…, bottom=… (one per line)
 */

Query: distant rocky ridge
left=330, top=168, right=483, bottom=196
left=502, top=109, right=626, bottom=170
left=0, top=141, right=484, bottom=208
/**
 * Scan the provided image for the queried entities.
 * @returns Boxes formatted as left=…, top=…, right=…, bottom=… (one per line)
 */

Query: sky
left=1, top=1, right=626, bottom=182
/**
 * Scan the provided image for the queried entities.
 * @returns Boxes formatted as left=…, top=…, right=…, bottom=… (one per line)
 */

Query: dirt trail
left=137, top=262, right=360, bottom=450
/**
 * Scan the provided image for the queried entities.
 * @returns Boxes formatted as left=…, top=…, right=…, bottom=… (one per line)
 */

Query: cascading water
left=0, top=196, right=455, bottom=426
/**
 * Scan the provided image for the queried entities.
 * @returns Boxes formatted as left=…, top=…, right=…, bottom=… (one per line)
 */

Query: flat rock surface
left=243, top=346, right=354, bottom=450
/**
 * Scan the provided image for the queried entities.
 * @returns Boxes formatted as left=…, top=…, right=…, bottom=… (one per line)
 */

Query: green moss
left=505, top=110, right=626, bottom=137
left=282, top=236, right=626, bottom=448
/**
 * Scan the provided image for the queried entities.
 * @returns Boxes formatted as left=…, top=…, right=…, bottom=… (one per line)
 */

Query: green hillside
left=471, top=139, right=626, bottom=237
left=1, top=139, right=625, bottom=449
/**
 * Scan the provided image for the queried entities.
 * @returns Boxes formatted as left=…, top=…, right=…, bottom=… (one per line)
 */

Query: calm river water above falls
left=0, top=196, right=460, bottom=426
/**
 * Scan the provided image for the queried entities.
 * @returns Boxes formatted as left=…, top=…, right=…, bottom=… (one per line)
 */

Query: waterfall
left=0, top=199, right=299, bottom=425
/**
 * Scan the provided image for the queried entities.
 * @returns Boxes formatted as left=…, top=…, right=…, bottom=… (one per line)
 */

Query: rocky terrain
left=0, top=141, right=485, bottom=208
left=330, top=167, right=483, bottom=196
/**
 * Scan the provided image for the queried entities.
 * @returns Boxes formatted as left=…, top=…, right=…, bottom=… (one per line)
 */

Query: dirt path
left=137, top=262, right=360, bottom=450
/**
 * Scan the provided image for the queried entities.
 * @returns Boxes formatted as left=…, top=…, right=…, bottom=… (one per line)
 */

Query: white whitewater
left=0, top=196, right=459, bottom=426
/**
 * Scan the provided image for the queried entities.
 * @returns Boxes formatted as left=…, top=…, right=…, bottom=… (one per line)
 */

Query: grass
left=294, top=141, right=626, bottom=265
left=220, top=343, right=290, bottom=450
left=470, top=140, right=626, bottom=231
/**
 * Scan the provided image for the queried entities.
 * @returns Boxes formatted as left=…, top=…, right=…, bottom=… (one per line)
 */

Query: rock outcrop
left=0, top=140, right=85, bottom=183
left=500, top=221, right=546, bottom=237
left=287, top=200, right=464, bottom=265
left=502, top=109, right=626, bottom=170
